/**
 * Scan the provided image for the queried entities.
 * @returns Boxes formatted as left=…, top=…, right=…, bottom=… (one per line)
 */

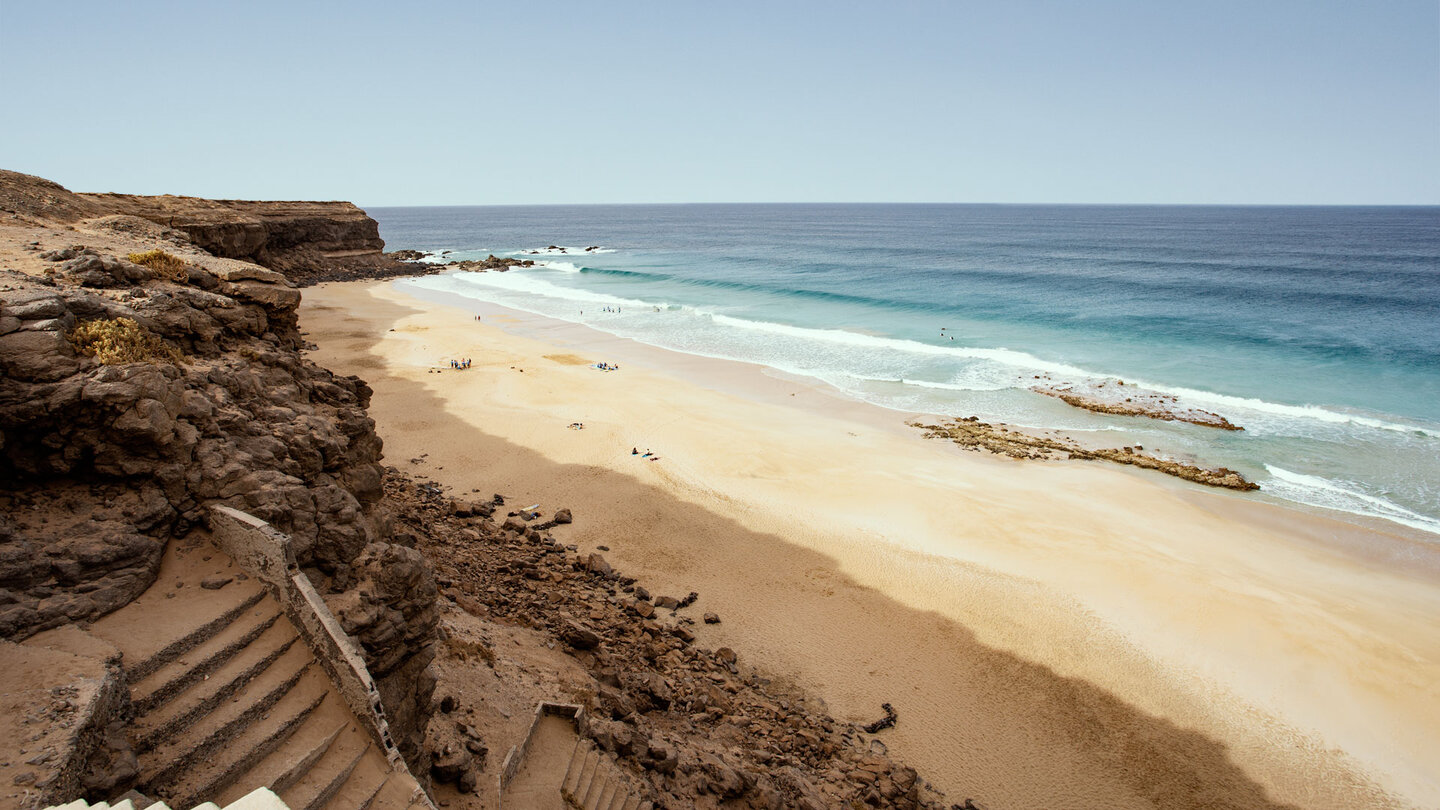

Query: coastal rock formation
left=0, top=170, right=425, bottom=286
left=2, top=170, right=956, bottom=809
left=912, top=416, right=1259, bottom=490
left=76, top=194, right=393, bottom=282
left=0, top=219, right=437, bottom=776
left=445, top=254, right=535, bottom=272
left=1033, top=380, right=1243, bottom=430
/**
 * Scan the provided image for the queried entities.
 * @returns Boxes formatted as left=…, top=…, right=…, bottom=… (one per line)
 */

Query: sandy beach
left=301, top=278, right=1440, bottom=810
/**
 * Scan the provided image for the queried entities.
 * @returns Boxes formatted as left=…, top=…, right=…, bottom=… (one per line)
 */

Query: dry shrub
left=68, top=318, right=184, bottom=365
left=126, top=249, right=189, bottom=282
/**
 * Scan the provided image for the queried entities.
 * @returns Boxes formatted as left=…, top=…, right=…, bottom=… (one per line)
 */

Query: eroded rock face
left=0, top=170, right=410, bottom=286
left=74, top=194, right=394, bottom=284
left=328, top=542, right=439, bottom=768
left=1, top=172, right=440, bottom=782
left=0, top=258, right=437, bottom=777
left=0, top=265, right=387, bottom=572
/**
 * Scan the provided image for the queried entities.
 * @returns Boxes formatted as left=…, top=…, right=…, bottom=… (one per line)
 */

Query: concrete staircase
left=559, top=741, right=650, bottom=810
left=85, top=541, right=425, bottom=810
left=47, top=786, right=287, bottom=810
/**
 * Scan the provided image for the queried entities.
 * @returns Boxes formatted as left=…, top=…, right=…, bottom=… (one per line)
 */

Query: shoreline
left=302, top=277, right=1440, bottom=809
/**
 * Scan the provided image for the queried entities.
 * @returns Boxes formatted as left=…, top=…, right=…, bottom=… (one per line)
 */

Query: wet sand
left=301, top=278, right=1440, bottom=810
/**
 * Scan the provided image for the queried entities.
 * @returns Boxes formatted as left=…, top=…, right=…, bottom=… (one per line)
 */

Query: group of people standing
left=450, top=358, right=471, bottom=369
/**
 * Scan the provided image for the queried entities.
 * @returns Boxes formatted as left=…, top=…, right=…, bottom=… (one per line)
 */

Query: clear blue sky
left=1, top=1, right=1436, bottom=205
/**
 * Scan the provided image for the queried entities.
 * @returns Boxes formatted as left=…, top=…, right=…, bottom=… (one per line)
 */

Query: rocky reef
left=1033, top=380, right=1243, bottom=430
left=912, top=416, right=1259, bottom=490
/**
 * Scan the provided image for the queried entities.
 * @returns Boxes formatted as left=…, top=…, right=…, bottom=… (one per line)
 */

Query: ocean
left=369, top=204, right=1440, bottom=540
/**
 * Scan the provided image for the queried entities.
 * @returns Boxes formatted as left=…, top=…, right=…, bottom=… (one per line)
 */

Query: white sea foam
left=417, top=270, right=654, bottom=310
left=506, top=245, right=615, bottom=256
left=707, top=314, right=1098, bottom=377
left=1125, top=382, right=1429, bottom=437
left=1263, top=466, right=1440, bottom=537
left=418, top=271, right=1435, bottom=439
left=710, top=315, right=1433, bottom=437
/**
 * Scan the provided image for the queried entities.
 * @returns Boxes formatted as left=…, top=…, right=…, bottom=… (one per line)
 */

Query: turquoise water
left=371, top=204, right=1440, bottom=539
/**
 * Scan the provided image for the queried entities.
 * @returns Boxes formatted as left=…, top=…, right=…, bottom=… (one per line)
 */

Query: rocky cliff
left=79, top=194, right=396, bottom=282
left=1, top=171, right=964, bottom=809
left=0, top=199, right=438, bottom=774
left=1, top=170, right=417, bottom=285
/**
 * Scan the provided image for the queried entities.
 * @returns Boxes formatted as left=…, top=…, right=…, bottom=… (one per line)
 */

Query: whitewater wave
left=407, top=271, right=1435, bottom=441
left=506, top=245, right=615, bottom=256
left=1130, top=383, right=1429, bottom=437
left=421, top=269, right=1435, bottom=436
left=708, top=314, right=1097, bottom=375
left=425, top=270, right=654, bottom=310
left=1263, top=466, right=1440, bottom=537
left=706, top=315, right=1434, bottom=437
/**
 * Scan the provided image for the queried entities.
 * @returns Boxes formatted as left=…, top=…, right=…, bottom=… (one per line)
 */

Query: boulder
left=562, top=619, right=601, bottom=650
left=585, top=553, right=612, bottom=576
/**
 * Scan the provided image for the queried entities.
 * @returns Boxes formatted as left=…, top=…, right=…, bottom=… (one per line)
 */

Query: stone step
left=133, top=620, right=300, bottom=753
left=579, top=758, right=608, bottom=810
left=140, top=647, right=313, bottom=792
left=561, top=738, right=590, bottom=797
left=566, top=746, right=599, bottom=806
left=129, top=601, right=284, bottom=716
left=318, top=747, right=389, bottom=810
left=593, top=772, right=619, bottom=810
left=279, top=723, right=372, bottom=810
left=366, top=772, right=424, bottom=810
left=212, top=710, right=349, bottom=805
left=164, top=682, right=327, bottom=810
left=124, top=589, right=267, bottom=683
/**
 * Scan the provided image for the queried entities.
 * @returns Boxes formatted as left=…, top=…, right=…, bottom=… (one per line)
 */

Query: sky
left=1, top=1, right=1436, bottom=206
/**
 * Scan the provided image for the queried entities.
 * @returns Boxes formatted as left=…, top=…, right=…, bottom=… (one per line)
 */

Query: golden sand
left=301, top=279, right=1440, bottom=810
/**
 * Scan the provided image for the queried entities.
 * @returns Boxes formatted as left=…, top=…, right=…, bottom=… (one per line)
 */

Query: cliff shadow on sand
left=301, top=288, right=1404, bottom=810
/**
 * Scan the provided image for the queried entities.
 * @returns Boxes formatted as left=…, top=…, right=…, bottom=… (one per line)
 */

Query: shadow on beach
left=299, top=288, right=1401, bottom=810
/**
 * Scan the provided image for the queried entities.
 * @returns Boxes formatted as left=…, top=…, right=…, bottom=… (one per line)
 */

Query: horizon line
left=361, top=200, right=1440, bottom=210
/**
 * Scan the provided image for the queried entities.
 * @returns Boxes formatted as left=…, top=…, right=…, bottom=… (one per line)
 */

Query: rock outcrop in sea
left=911, top=415, right=1259, bottom=490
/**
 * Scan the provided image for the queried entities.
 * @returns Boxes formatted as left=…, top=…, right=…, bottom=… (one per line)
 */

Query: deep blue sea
left=369, top=204, right=1440, bottom=539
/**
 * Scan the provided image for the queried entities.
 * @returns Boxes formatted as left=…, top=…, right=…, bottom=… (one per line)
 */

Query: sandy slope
left=301, top=278, right=1440, bottom=810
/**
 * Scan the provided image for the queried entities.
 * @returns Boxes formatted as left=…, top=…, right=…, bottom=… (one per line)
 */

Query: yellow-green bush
left=126, top=249, right=189, bottom=282
left=68, top=318, right=184, bottom=365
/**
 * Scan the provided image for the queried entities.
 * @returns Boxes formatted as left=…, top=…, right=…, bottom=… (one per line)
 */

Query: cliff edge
left=1, top=170, right=419, bottom=285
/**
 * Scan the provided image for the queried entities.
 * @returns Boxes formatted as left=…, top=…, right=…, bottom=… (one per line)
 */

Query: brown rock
left=562, top=619, right=602, bottom=650
left=199, top=575, right=232, bottom=590
left=585, top=553, right=612, bottom=575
